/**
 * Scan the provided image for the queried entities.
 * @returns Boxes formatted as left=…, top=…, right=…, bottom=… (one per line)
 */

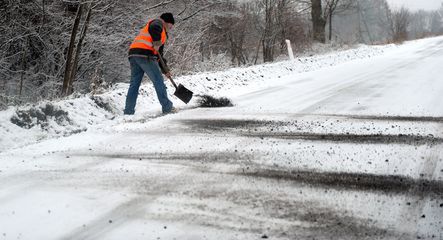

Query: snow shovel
left=166, top=75, right=193, bottom=104
left=158, top=55, right=193, bottom=104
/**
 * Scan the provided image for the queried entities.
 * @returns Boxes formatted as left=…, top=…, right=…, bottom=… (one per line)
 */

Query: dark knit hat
left=160, top=13, right=175, bottom=25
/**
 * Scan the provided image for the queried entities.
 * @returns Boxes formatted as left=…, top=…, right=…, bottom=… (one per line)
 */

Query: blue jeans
left=124, top=57, right=173, bottom=114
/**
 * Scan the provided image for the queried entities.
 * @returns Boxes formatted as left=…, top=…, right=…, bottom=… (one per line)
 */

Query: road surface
left=1, top=37, right=443, bottom=239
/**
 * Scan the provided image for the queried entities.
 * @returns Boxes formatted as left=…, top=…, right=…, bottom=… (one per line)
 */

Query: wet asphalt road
left=1, top=38, right=443, bottom=239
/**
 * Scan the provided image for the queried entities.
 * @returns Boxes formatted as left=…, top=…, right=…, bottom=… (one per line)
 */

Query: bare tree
left=325, top=0, right=355, bottom=41
left=391, top=7, right=411, bottom=43
left=62, top=3, right=83, bottom=96
left=409, top=10, right=431, bottom=39
left=430, top=11, right=443, bottom=35
left=0, top=0, right=318, bottom=108
left=311, top=0, right=326, bottom=42
left=354, top=0, right=393, bottom=44
left=67, top=4, right=93, bottom=95
left=251, top=0, right=306, bottom=62
left=262, top=0, right=278, bottom=62
left=0, top=0, right=72, bottom=106
left=309, top=0, right=354, bottom=43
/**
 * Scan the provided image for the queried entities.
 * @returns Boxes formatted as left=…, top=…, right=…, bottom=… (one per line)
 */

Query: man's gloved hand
left=164, top=71, right=172, bottom=79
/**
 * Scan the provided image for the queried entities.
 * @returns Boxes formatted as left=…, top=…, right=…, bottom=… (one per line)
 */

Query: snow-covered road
left=1, top=37, right=443, bottom=239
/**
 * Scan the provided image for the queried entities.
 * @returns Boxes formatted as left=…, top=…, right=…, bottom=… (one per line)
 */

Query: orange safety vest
left=129, top=19, right=167, bottom=55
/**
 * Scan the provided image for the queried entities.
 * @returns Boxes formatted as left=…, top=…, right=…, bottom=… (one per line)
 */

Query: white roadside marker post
left=286, top=39, right=295, bottom=60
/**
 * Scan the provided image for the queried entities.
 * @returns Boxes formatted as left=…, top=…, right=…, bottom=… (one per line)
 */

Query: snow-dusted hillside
left=0, top=44, right=393, bottom=152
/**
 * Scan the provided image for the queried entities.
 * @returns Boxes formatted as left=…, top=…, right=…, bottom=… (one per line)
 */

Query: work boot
left=164, top=107, right=178, bottom=115
left=170, top=107, right=178, bottom=113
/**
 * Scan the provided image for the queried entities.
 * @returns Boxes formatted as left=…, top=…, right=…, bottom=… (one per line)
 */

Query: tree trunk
left=41, top=0, right=45, bottom=29
left=62, top=4, right=83, bottom=96
left=19, top=39, right=27, bottom=96
left=228, top=34, right=237, bottom=65
left=254, top=36, right=262, bottom=65
left=262, top=0, right=275, bottom=62
left=262, top=39, right=272, bottom=62
left=311, top=0, right=326, bottom=43
left=329, top=11, right=333, bottom=41
left=67, top=4, right=92, bottom=95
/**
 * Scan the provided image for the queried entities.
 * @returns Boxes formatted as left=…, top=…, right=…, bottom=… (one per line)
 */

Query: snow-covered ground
left=1, top=37, right=443, bottom=239
left=0, top=43, right=393, bottom=152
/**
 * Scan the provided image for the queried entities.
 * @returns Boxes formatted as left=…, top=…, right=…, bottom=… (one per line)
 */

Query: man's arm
left=148, top=19, right=164, bottom=50
left=158, top=53, right=171, bottom=77
left=149, top=19, right=171, bottom=76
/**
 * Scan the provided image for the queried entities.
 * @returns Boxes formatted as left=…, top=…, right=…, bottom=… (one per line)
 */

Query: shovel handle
left=157, top=54, right=178, bottom=89
left=167, top=76, right=178, bottom=89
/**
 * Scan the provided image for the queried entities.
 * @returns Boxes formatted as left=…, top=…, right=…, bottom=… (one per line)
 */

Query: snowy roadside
left=0, top=36, right=442, bottom=240
left=0, top=43, right=396, bottom=152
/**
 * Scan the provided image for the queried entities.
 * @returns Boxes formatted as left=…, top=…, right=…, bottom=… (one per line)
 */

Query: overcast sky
left=387, top=0, right=443, bottom=11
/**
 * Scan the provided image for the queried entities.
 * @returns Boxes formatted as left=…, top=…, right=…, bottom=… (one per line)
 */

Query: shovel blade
left=174, top=84, right=193, bottom=104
